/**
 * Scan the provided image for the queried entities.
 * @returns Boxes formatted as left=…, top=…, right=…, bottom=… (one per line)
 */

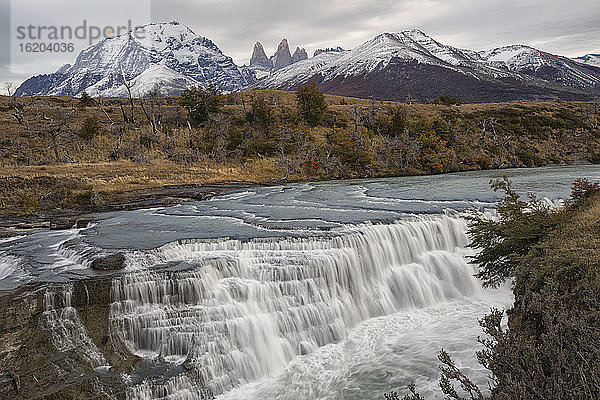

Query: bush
left=296, top=81, right=327, bottom=126
left=179, top=84, right=222, bottom=126
left=569, top=178, right=600, bottom=203
left=467, top=176, right=563, bottom=287
left=433, top=95, right=461, bottom=106
left=384, top=108, right=407, bottom=137
left=245, top=95, right=272, bottom=135
left=78, top=116, right=100, bottom=141
left=79, top=91, right=95, bottom=107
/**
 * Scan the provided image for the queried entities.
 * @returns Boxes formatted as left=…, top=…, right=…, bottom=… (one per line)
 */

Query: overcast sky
left=1, top=0, right=599, bottom=87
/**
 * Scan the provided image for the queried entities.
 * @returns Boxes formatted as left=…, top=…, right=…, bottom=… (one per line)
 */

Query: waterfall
left=41, top=284, right=108, bottom=369
left=106, top=215, right=480, bottom=399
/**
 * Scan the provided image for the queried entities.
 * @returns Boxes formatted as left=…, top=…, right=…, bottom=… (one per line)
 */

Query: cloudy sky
left=1, top=0, right=599, bottom=87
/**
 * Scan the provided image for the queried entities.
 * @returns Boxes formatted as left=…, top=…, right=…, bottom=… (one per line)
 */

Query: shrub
left=296, top=81, right=327, bottom=126
left=78, top=116, right=100, bottom=141
left=79, top=91, right=95, bottom=107
left=433, top=95, right=461, bottom=106
left=467, top=176, right=563, bottom=287
left=180, top=84, right=222, bottom=126
left=569, top=178, right=600, bottom=203
left=245, top=95, right=272, bottom=135
left=139, top=132, right=160, bottom=149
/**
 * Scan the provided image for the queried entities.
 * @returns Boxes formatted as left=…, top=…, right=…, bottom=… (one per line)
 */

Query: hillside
left=0, top=90, right=599, bottom=220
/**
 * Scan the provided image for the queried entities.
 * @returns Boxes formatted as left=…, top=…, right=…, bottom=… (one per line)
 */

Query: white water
left=41, top=284, right=108, bottom=369
left=6, top=166, right=591, bottom=399
left=103, top=216, right=494, bottom=399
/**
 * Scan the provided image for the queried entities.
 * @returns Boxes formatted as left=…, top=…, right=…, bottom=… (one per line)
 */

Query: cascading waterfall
left=41, top=284, right=108, bottom=369
left=5, top=166, right=594, bottom=400
left=106, top=215, right=480, bottom=399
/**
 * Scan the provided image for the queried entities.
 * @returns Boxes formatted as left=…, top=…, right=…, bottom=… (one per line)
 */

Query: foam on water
left=4, top=166, right=598, bottom=399
left=107, top=216, right=482, bottom=398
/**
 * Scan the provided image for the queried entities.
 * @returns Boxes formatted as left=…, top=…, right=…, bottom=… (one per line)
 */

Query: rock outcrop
left=291, top=47, right=308, bottom=63
left=250, top=41, right=272, bottom=70
left=90, top=253, right=126, bottom=271
left=313, top=46, right=345, bottom=57
left=0, top=279, right=132, bottom=399
left=248, top=38, right=309, bottom=76
left=272, top=38, right=292, bottom=70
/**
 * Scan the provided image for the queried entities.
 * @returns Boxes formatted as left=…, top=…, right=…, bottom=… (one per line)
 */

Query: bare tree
left=3, top=82, right=14, bottom=97
left=140, top=85, right=164, bottom=135
left=43, top=108, right=77, bottom=162
left=96, top=97, right=116, bottom=125
left=205, top=113, right=231, bottom=160
left=120, top=67, right=136, bottom=122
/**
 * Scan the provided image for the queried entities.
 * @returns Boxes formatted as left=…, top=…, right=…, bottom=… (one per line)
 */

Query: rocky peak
left=250, top=41, right=271, bottom=69
left=574, top=54, right=600, bottom=68
left=313, top=47, right=345, bottom=57
left=291, top=47, right=308, bottom=63
left=272, top=38, right=292, bottom=70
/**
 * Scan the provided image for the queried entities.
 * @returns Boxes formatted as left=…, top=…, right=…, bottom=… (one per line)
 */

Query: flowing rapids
left=41, top=216, right=493, bottom=399
left=113, top=217, right=476, bottom=397
left=2, top=166, right=600, bottom=399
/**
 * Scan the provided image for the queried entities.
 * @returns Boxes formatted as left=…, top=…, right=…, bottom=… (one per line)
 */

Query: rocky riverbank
left=0, top=181, right=257, bottom=238
left=0, top=278, right=129, bottom=399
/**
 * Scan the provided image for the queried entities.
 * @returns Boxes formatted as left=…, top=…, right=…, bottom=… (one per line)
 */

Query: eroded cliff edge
left=0, top=277, right=131, bottom=399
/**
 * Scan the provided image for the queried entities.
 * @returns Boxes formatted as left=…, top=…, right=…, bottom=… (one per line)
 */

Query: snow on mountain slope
left=252, top=50, right=346, bottom=89
left=16, top=21, right=254, bottom=97
left=254, top=30, right=497, bottom=90
left=399, top=29, right=481, bottom=66
left=480, top=45, right=600, bottom=89
left=574, top=54, right=600, bottom=68
left=253, top=30, right=600, bottom=97
left=85, top=64, right=200, bottom=97
left=480, top=45, right=549, bottom=71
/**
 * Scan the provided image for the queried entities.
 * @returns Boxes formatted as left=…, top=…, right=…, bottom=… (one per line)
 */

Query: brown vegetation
left=0, top=89, right=599, bottom=216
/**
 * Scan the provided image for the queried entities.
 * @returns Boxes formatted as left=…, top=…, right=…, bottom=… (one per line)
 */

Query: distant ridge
left=251, top=30, right=600, bottom=102
left=16, top=23, right=600, bottom=102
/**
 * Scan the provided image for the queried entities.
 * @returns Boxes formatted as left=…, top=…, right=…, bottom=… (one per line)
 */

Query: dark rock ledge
left=0, top=181, right=258, bottom=238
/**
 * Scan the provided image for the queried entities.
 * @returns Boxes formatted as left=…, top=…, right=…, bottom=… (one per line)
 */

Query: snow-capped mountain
left=15, top=24, right=600, bottom=102
left=16, top=22, right=255, bottom=97
left=252, top=30, right=600, bottom=102
left=574, top=54, right=600, bottom=68
left=480, top=45, right=600, bottom=90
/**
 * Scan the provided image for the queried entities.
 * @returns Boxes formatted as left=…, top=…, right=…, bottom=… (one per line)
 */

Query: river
left=1, top=165, right=600, bottom=399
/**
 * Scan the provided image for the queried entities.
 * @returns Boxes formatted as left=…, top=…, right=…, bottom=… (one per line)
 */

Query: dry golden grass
left=0, top=158, right=283, bottom=194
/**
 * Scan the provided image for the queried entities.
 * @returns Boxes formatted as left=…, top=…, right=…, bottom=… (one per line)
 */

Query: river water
left=2, top=165, right=600, bottom=399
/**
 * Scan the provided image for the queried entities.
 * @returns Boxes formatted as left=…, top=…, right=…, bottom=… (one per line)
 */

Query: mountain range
left=16, top=22, right=600, bottom=102
left=252, top=30, right=600, bottom=102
